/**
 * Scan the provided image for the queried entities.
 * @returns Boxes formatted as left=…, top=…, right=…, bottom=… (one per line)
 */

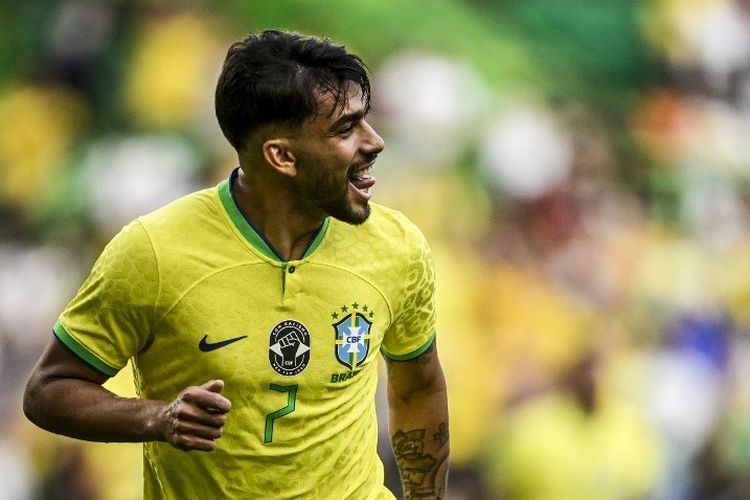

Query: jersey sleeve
left=54, top=220, right=159, bottom=376
left=381, top=227, right=437, bottom=360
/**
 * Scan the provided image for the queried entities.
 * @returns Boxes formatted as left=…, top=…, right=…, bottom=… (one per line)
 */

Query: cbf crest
left=331, top=303, right=374, bottom=370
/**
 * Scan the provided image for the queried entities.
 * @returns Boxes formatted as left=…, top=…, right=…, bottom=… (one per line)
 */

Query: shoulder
left=137, top=186, right=218, bottom=230
left=322, top=203, right=432, bottom=286
left=107, top=185, right=234, bottom=269
left=342, top=202, right=429, bottom=252
left=132, top=186, right=231, bottom=249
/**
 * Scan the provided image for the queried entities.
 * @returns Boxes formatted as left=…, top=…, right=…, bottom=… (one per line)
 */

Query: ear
left=262, top=139, right=297, bottom=177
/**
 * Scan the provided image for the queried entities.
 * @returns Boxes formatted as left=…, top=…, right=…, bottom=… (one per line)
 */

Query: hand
left=160, top=379, right=232, bottom=452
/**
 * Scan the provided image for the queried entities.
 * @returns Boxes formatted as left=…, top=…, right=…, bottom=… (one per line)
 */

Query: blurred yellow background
left=3, top=1, right=750, bottom=499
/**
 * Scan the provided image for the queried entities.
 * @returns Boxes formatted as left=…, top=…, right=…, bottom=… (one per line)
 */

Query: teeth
left=353, top=165, right=373, bottom=177
left=349, top=164, right=374, bottom=181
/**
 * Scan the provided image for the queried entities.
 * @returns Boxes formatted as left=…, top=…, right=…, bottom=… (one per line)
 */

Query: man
left=23, top=30, right=449, bottom=499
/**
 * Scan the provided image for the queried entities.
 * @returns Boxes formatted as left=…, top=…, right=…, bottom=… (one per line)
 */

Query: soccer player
left=23, top=30, right=449, bottom=499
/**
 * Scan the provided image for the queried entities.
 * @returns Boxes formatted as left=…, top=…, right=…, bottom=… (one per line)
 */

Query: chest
left=135, top=262, right=391, bottom=398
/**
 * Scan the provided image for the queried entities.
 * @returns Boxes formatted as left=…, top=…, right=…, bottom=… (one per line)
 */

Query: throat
left=255, top=217, right=327, bottom=261
left=230, top=171, right=327, bottom=261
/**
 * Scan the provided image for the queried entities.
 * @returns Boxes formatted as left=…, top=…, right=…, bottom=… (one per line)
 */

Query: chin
left=329, top=203, right=371, bottom=225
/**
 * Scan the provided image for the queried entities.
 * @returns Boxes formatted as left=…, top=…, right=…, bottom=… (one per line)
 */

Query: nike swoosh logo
left=199, top=334, right=248, bottom=352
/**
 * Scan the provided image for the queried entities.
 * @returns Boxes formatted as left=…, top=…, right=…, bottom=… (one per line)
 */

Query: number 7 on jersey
left=264, top=384, right=298, bottom=443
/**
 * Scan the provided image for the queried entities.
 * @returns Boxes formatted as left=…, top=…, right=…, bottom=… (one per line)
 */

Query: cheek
left=324, top=140, right=358, bottom=166
left=297, top=162, right=347, bottom=198
left=295, top=144, right=355, bottom=188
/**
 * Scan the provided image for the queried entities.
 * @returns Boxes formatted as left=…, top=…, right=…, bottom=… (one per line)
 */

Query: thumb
left=201, top=379, right=225, bottom=393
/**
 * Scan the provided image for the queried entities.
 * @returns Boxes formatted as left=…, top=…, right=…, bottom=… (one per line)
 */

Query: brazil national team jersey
left=53, top=169, right=436, bottom=499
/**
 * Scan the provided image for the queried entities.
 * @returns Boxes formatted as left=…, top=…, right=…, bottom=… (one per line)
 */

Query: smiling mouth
left=348, top=163, right=376, bottom=198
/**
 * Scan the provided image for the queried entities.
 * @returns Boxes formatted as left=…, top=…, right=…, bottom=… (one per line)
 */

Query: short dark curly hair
left=215, top=30, right=371, bottom=150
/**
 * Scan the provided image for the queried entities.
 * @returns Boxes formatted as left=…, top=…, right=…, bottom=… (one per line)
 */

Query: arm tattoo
left=433, top=422, right=449, bottom=446
left=392, top=428, right=444, bottom=498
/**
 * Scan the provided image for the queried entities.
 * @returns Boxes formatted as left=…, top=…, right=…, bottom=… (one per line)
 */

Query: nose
left=362, top=120, right=385, bottom=154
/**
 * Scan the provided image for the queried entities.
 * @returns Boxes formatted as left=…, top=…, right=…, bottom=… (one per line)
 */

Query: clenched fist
left=160, top=380, right=232, bottom=452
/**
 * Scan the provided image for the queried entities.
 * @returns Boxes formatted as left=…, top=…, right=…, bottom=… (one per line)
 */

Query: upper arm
left=23, top=336, right=110, bottom=423
left=26, top=337, right=110, bottom=392
left=384, top=339, right=446, bottom=401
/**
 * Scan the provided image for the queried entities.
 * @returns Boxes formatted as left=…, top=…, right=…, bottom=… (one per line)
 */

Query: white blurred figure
left=0, top=243, right=80, bottom=500
left=680, top=167, right=746, bottom=252
left=375, top=52, right=490, bottom=169
left=478, top=102, right=574, bottom=200
left=0, top=243, right=81, bottom=370
left=80, top=134, right=202, bottom=235
left=689, top=0, right=750, bottom=95
left=652, top=0, right=750, bottom=95
left=0, top=439, right=31, bottom=500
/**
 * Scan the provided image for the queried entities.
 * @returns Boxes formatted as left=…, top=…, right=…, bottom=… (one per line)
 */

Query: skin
left=23, top=339, right=230, bottom=451
left=23, top=82, right=449, bottom=496
left=386, top=342, right=450, bottom=500
left=233, top=84, right=385, bottom=260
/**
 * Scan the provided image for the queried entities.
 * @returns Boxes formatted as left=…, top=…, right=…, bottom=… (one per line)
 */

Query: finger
left=182, top=388, right=232, bottom=413
left=200, top=381, right=229, bottom=412
left=173, top=419, right=225, bottom=441
left=174, top=403, right=228, bottom=427
left=171, top=432, right=220, bottom=452
left=201, top=379, right=224, bottom=393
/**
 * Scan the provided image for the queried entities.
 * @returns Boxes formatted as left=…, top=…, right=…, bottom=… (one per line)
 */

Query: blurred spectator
left=79, top=134, right=202, bottom=235
left=482, top=349, right=663, bottom=499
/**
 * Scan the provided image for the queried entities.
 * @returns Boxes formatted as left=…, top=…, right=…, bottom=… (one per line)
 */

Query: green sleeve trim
left=52, top=320, right=119, bottom=377
left=218, top=179, right=280, bottom=262
left=381, top=330, right=436, bottom=361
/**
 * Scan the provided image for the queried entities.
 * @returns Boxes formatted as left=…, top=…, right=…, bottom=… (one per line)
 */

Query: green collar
left=217, top=171, right=329, bottom=262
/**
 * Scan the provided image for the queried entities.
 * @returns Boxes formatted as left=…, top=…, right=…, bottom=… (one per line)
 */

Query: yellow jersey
left=53, top=169, right=436, bottom=499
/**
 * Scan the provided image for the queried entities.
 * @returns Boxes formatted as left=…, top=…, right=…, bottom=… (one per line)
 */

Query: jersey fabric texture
left=53, top=169, right=437, bottom=500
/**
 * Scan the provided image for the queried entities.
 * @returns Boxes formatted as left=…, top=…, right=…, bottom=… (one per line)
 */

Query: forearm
left=388, top=379, right=450, bottom=499
left=24, top=340, right=230, bottom=451
left=24, top=374, right=166, bottom=443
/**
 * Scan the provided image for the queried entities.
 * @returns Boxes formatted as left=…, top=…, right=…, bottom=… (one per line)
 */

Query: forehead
left=309, top=85, right=366, bottom=127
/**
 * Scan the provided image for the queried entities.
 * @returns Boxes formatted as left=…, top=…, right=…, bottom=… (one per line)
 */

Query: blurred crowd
left=3, top=1, right=750, bottom=499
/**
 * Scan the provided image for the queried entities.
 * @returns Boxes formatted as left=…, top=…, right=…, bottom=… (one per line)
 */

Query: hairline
left=265, top=80, right=369, bottom=136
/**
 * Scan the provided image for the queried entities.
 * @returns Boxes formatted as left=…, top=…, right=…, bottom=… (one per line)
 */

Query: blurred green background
left=3, top=0, right=750, bottom=499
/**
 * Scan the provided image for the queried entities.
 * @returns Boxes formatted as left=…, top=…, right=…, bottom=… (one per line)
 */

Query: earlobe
left=262, top=139, right=297, bottom=177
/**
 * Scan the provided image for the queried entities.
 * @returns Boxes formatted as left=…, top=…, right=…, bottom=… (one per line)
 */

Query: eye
left=339, top=122, right=356, bottom=135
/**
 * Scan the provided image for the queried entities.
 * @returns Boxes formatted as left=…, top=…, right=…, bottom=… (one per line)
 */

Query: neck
left=232, top=166, right=325, bottom=261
